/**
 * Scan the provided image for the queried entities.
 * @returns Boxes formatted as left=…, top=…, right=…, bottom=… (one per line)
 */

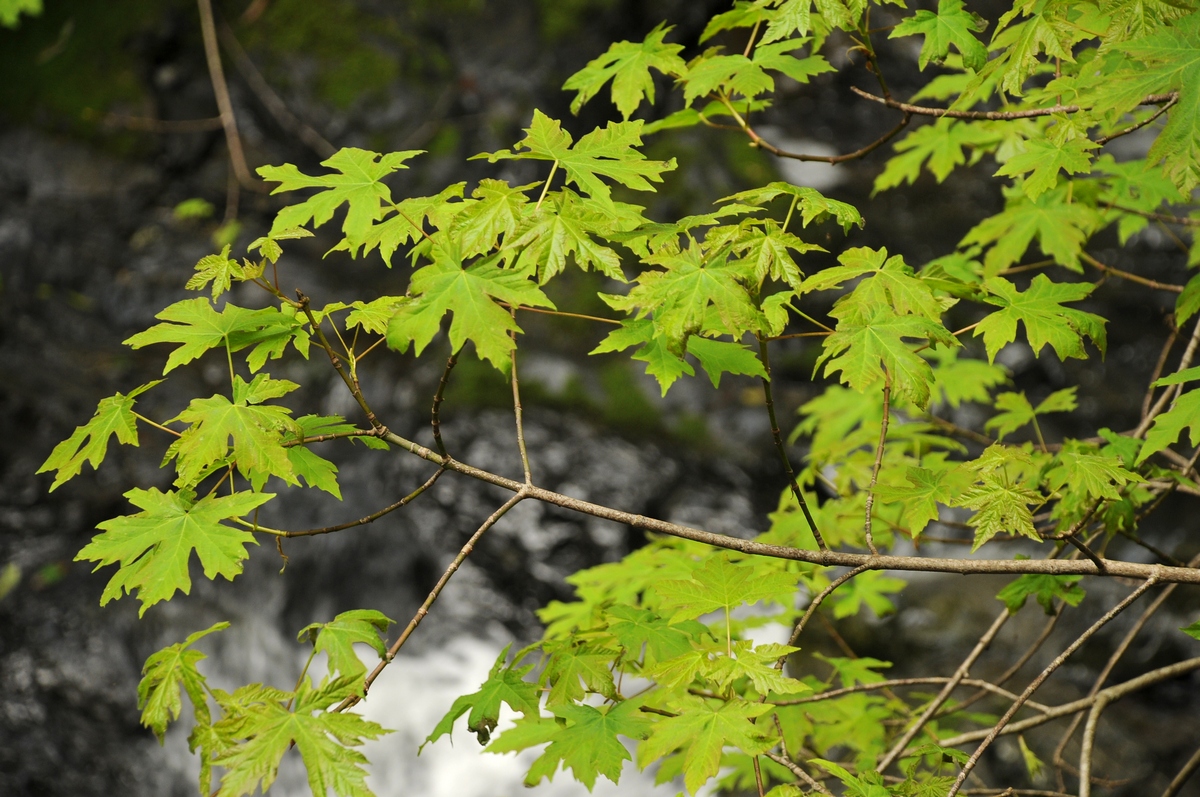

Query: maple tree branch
left=945, top=577, right=1160, bottom=797
left=1162, top=744, right=1200, bottom=797
left=216, top=19, right=336, bottom=158
left=1082, top=252, right=1183, bottom=293
left=335, top=489, right=529, bottom=712
left=775, top=675, right=1047, bottom=710
left=949, top=605, right=1064, bottom=718
left=931, top=655, right=1200, bottom=750
left=759, top=336, right=828, bottom=550
left=375, top=426, right=1200, bottom=584
left=274, top=467, right=444, bottom=538
left=1106, top=202, right=1200, bottom=229
left=851, top=86, right=1179, bottom=121
left=778, top=564, right=873, bottom=669
left=863, top=371, right=890, bottom=555
left=431, top=353, right=458, bottom=458
left=196, top=0, right=263, bottom=192
left=1095, top=94, right=1178, bottom=146
left=877, top=609, right=1010, bottom=772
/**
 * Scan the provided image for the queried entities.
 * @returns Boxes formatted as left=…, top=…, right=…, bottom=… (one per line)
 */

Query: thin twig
left=1077, top=693, right=1111, bottom=797
left=945, top=577, right=1160, bottom=797
left=431, top=353, right=458, bottom=458
left=1081, top=252, right=1183, bottom=293
left=850, top=86, right=1178, bottom=121
left=1136, top=316, right=1200, bottom=438
left=877, top=609, right=1010, bottom=772
left=272, top=468, right=443, bottom=538
left=196, top=0, right=261, bottom=191
left=335, top=490, right=529, bottom=711
left=863, top=371, right=891, bottom=555
left=1107, top=203, right=1200, bottom=229
left=1144, top=325, right=1180, bottom=421
left=1162, top=744, right=1200, bottom=797
left=774, top=676, right=1047, bottom=711
left=931, top=656, right=1200, bottom=749
left=510, top=313, right=533, bottom=485
left=949, top=606, right=1064, bottom=717
left=216, top=19, right=336, bottom=158
left=777, top=564, right=873, bottom=668
left=758, top=336, right=827, bottom=550
left=1095, top=95, right=1179, bottom=146
left=297, top=291, right=387, bottom=431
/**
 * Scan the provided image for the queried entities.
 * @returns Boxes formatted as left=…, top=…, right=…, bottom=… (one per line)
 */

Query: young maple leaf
left=985, top=387, right=1077, bottom=440
left=604, top=605, right=703, bottom=665
left=138, top=621, right=229, bottom=741
left=423, top=644, right=540, bottom=749
left=802, top=246, right=949, bottom=321
left=478, top=111, right=675, bottom=213
left=591, top=318, right=695, bottom=395
left=875, top=118, right=1004, bottom=192
left=168, top=374, right=300, bottom=490
left=996, top=573, right=1085, bottom=614
left=637, top=696, right=775, bottom=795
left=1138, top=379, right=1200, bottom=465
left=720, top=182, right=863, bottom=232
left=38, top=380, right=162, bottom=491
left=975, top=275, right=1107, bottom=362
left=563, top=22, right=687, bottom=119
left=297, top=610, right=394, bottom=692
left=995, top=137, right=1098, bottom=200
left=76, top=488, right=271, bottom=615
left=258, top=148, right=424, bottom=247
left=125, top=298, right=307, bottom=375
left=1092, top=14, right=1200, bottom=192
left=531, top=701, right=654, bottom=789
left=817, top=304, right=958, bottom=409
left=350, top=182, right=468, bottom=266
left=213, top=676, right=389, bottom=797
left=502, top=188, right=626, bottom=282
left=960, top=185, right=1103, bottom=274
left=656, top=554, right=798, bottom=623
left=891, top=0, right=989, bottom=71
left=385, top=243, right=555, bottom=370
left=606, top=242, right=762, bottom=352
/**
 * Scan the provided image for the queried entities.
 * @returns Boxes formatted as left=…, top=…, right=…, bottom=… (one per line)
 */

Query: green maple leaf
left=1178, top=273, right=1200, bottom=325
left=762, top=0, right=814, bottom=42
left=138, top=621, right=229, bottom=741
left=38, top=380, right=162, bottom=491
left=729, top=221, right=823, bottom=288
left=830, top=571, right=908, bottom=618
left=168, top=374, right=299, bottom=490
left=186, top=245, right=253, bottom=300
left=818, top=304, right=958, bottom=409
left=656, top=555, right=797, bottom=623
left=450, top=179, right=532, bottom=258
left=704, top=641, right=810, bottom=695
left=995, top=138, right=1098, bottom=200
left=960, top=185, right=1102, bottom=274
left=297, top=610, right=394, bottom=691
left=605, top=605, right=702, bottom=665
left=1182, top=619, right=1200, bottom=641
left=1045, top=446, right=1139, bottom=500
left=955, top=446, right=1043, bottom=549
left=247, top=226, right=314, bottom=265
left=540, top=642, right=618, bottom=705
left=213, top=676, right=389, bottom=797
left=721, top=181, right=863, bottom=233
left=985, top=387, right=1077, bottom=440
left=563, top=22, right=687, bottom=118
left=987, top=6, right=1081, bottom=96
left=996, top=572, right=1085, bottom=614
left=607, top=243, right=762, bottom=351
left=891, top=0, right=988, bottom=70
left=637, top=696, right=775, bottom=794
left=351, top=182, right=468, bottom=267
left=125, top=299, right=307, bottom=375
left=802, top=247, right=948, bottom=321
left=258, top=148, right=423, bottom=246
left=0, top=0, right=41, bottom=28
left=386, top=243, right=554, bottom=370
left=591, top=318, right=695, bottom=395
left=701, top=2, right=773, bottom=42
left=875, top=119, right=1003, bottom=192
left=491, top=700, right=653, bottom=790
left=504, top=188, right=625, bottom=282
left=479, top=111, right=675, bottom=212
left=975, top=275, right=1107, bottom=362
left=874, top=465, right=958, bottom=535
left=687, top=336, right=768, bottom=387
left=929, top=348, right=1010, bottom=407
left=1094, top=14, right=1200, bottom=191
left=76, top=488, right=270, bottom=615
left=423, top=644, right=540, bottom=748
left=1138, top=387, right=1200, bottom=464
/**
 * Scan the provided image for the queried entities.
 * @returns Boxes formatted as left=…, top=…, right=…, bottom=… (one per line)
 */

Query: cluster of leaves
left=34, top=0, right=1200, bottom=793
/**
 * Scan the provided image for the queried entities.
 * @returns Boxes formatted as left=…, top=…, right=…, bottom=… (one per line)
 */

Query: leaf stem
left=535, top=161, right=559, bottom=211
left=134, top=413, right=182, bottom=437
